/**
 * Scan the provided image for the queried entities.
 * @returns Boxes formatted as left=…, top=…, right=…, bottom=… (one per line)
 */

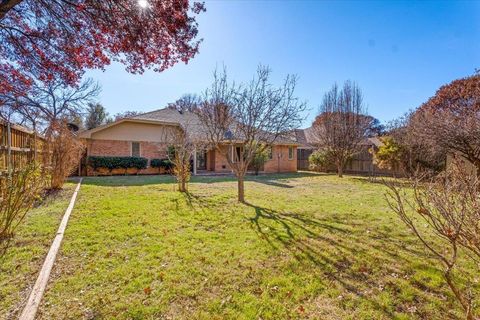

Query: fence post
left=7, top=121, right=12, bottom=176
left=33, top=123, right=37, bottom=162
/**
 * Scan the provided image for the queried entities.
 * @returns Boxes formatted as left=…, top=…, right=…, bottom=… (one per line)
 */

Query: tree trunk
left=180, top=178, right=187, bottom=192
left=444, top=266, right=474, bottom=320
left=337, top=160, right=343, bottom=178
left=237, top=176, right=245, bottom=203
left=178, top=166, right=187, bottom=192
left=473, top=159, right=480, bottom=178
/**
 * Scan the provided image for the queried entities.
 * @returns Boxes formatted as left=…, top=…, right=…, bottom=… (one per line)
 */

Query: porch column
left=193, top=148, right=197, bottom=176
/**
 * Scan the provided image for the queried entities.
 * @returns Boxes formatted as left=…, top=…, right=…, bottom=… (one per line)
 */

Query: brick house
left=79, top=107, right=298, bottom=176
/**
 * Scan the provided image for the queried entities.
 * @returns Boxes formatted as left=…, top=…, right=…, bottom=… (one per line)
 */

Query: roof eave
left=78, top=118, right=180, bottom=139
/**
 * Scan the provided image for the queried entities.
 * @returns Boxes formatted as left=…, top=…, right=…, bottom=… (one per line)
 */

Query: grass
left=1, top=173, right=476, bottom=319
left=0, top=183, right=76, bottom=319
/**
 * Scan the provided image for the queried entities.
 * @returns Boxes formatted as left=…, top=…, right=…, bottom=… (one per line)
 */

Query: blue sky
left=84, top=0, right=480, bottom=128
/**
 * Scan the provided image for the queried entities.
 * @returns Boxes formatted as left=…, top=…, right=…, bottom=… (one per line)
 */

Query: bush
left=150, top=158, right=174, bottom=170
left=308, top=150, right=332, bottom=172
left=87, top=156, right=148, bottom=170
left=1, top=164, right=48, bottom=255
left=251, top=148, right=270, bottom=175
left=45, top=122, right=85, bottom=189
left=371, top=136, right=402, bottom=171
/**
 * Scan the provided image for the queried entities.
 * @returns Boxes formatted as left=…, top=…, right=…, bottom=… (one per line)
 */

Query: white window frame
left=267, top=146, right=273, bottom=161
left=231, top=145, right=243, bottom=163
left=288, top=146, right=294, bottom=160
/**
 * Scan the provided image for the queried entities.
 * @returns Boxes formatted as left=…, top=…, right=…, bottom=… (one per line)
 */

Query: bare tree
left=168, top=94, right=201, bottom=113
left=385, top=158, right=480, bottom=320
left=160, top=119, right=205, bottom=193
left=311, top=81, right=373, bottom=177
left=197, top=66, right=306, bottom=202
left=5, top=79, right=98, bottom=189
left=114, top=110, right=141, bottom=121
left=15, top=78, right=100, bottom=129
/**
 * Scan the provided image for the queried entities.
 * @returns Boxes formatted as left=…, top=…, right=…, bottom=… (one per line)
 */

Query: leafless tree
left=14, top=78, right=100, bottom=129
left=161, top=120, right=205, bottom=193
left=197, top=66, right=306, bottom=202
left=168, top=94, right=201, bottom=113
left=4, top=79, right=97, bottom=189
left=311, top=81, right=373, bottom=177
left=385, top=158, right=480, bottom=320
left=114, top=110, right=141, bottom=121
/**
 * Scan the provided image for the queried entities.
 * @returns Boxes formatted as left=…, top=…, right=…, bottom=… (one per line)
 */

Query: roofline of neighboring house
left=78, top=118, right=180, bottom=139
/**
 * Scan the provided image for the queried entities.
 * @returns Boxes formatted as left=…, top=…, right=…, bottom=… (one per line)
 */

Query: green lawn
left=1, top=173, right=475, bottom=319
left=0, top=183, right=76, bottom=319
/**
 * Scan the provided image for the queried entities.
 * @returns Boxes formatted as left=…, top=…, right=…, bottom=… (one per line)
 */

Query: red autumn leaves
left=0, top=0, right=205, bottom=95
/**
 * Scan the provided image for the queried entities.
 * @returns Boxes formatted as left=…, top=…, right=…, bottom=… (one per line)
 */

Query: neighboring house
left=294, top=127, right=400, bottom=176
left=79, top=107, right=298, bottom=176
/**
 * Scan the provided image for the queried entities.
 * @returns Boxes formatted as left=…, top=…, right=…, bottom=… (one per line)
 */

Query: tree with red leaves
left=0, top=0, right=205, bottom=94
left=412, top=74, right=480, bottom=175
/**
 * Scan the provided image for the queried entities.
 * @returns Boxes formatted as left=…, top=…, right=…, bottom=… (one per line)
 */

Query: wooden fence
left=0, top=121, right=44, bottom=176
left=297, top=146, right=404, bottom=177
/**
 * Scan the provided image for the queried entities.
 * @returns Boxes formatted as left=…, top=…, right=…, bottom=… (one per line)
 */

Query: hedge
left=150, top=158, right=174, bottom=170
left=87, top=156, right=148, bottom=170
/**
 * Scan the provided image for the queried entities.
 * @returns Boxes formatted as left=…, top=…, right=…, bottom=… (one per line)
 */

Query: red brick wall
left=87, top=139, right=130, bottom=157
left=87, top=139, right=168, bottom=159
left=263, top=145, right=297, bottom=173
left=86, top=139, right=297, bottom=176
left=86, top=139, right=169, bottom=176
left=209, top=145, right=297, bottom=174
left=212, top=146, right=232, bottom=173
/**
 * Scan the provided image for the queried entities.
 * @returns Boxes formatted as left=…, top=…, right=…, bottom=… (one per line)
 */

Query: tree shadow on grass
left=251, top=179, right=295, bottom=188
left=351, top=177, right=412, bottom=189
left=80, top=171, right=327, bottom=187
left=81, top=175, right=177, bottom=187
left=244, top=202, right=442, bottom=318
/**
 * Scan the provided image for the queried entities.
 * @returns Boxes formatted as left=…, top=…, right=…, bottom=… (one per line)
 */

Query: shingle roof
left=133, top=107, right=207, bottom=138
left=135, top=107, right=299, bottom=145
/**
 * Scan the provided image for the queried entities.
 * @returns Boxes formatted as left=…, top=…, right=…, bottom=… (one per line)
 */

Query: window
left=288, top=146, right=294, bottom=160
left=132, top=142, right=140, bottom=157
left=231, top=146, right=243, bottom=163
left=267, top=146, right=273, bottom=160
